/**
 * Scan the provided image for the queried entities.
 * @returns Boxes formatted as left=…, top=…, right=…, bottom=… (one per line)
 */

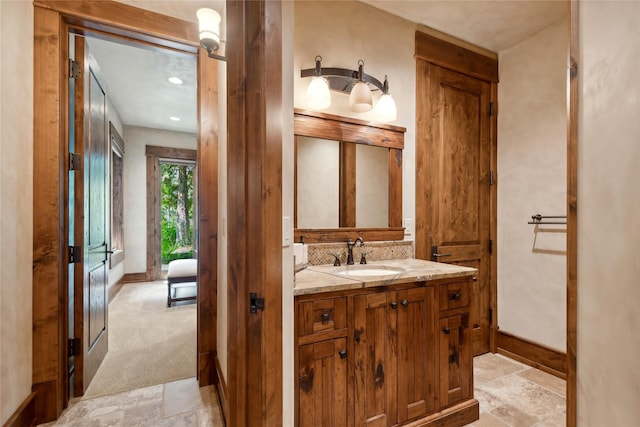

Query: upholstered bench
left=166, top=259, right=197, bottom=307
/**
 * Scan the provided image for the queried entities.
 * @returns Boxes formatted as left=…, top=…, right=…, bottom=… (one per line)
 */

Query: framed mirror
left=294, top=109, right=405, bottom=243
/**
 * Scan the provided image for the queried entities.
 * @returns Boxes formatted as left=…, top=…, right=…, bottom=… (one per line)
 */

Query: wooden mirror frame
left=293, top=109, right=405, bottom=243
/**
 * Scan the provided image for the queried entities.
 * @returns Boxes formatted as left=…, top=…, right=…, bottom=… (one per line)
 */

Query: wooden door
left=416, top=62, right=492, bottom=355
left=298, top=338, right=348, bottom=427
left=73, top=36, right=109, bottom=395
left=396, top=286, right=437, bottom=423
left=353, top=292, right=397, bottom=427
left=438, top=314, right=472, bottom=407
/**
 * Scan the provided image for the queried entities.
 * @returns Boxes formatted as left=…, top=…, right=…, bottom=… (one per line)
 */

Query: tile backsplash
left=306, top=240, right=414, bottom=266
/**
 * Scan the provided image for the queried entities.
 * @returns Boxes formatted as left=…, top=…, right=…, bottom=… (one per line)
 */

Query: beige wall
left=0, top=1, right=33, bottom=424
left=121, top=126, right=196, bottom=274
left=578, top=2, right=640, bottom=424
left=497, top=18, right=568, bottom=351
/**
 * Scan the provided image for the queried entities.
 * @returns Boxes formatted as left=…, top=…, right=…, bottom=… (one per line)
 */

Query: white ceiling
left=87, top=1, right=566, bottom=135
left=361, top=0, right=567, bottom=52
left=87, top=36, right=198, bottom=134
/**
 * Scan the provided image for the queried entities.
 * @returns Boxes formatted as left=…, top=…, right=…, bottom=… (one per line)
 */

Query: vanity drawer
left=439, top=280, right=470, bottom=311
left=298, top=297, right=347, bottom=339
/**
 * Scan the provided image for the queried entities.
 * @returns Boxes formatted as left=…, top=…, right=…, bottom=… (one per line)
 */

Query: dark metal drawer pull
left=449, top=292, right=461, bottom=301
left=321, top=312, right=330, bottom=323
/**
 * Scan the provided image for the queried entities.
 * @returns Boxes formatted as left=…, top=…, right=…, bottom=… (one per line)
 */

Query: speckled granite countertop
left=294, top=258, right=477, bottom=296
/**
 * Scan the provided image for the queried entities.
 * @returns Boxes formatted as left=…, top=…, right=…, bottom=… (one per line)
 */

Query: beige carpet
left=83, top=281, right=196, bottom=399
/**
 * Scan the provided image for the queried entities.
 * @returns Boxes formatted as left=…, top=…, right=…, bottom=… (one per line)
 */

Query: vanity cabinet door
left=396, top=287, right=437, bottom=423
left=298, top=338, right=348, bottom=427
left=354, top=291, right=397, bottom=427
left=439, top=313, right=472, bottom=408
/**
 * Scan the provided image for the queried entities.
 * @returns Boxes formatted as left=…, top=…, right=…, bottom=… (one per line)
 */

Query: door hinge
left=489, top=308, right=493, bottom=324
left=68, top=245, right=81, bottom=264
left=69, top=59, right=81, bottom=79
left=488, top=239, right=493, bottom=254
left=68, top=338, right=81, bottom=357
left=250, top=293, right=265, bottom=313
left=489, top=102, right=495, bottom=116
left=69, top=153, right=81, bottom=171
left=489, top=170, right=495, bottom=186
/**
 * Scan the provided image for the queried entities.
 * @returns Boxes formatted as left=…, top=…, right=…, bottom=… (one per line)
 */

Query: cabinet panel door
left=354, top=292, right=397, bottom=427
left=397, top=287, right=437, bottom=422
left=439, top=313, right=472, bottom=407
left=298, top=338, right=348, bottom=427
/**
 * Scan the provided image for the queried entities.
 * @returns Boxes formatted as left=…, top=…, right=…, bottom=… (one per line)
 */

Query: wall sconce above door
left=197, top=8, right=226, bottom=61
left=301, top=56, right=397, bottom=122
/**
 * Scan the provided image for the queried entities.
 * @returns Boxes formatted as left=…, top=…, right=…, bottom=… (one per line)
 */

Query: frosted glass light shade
left=197, top=8, right=221, bottom=51
left=349, top=81, right=373, bottom=112
left=306, top=77, right=331, bottom=110
left=375, top=93, right=397, bottom=122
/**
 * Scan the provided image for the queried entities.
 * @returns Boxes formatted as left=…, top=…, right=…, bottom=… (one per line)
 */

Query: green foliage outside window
left=161, top=162, right=195, bottom=264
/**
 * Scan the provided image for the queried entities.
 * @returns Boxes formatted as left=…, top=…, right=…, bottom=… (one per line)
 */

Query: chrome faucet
left=346, top=237, right=364, bottom=265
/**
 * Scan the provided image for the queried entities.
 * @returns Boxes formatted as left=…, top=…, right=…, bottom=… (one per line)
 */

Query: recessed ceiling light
left=168, top=76, right=183, bottom=85
left=170, top=116, right=181, bottom=121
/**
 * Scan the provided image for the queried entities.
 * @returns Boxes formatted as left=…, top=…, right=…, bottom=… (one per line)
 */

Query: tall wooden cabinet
left=295, top=277, right=478, bottom=427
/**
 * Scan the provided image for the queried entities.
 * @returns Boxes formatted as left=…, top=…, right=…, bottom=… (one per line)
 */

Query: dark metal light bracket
left=300, top=67, right=384, bottom=94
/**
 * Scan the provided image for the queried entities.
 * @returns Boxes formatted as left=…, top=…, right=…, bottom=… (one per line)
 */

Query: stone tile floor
left=39, top=353, right=565, bottom=426
left=466, top=353, right=566, bottom=426
left=38, top=377, right=224, bottom=427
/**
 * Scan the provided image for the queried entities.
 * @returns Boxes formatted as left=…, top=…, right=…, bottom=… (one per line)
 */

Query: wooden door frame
left=32, top=1, right=218, bottom=422
left=226, top=0, right=283, bottom=425
left=145, top=146, right=198, bottom=281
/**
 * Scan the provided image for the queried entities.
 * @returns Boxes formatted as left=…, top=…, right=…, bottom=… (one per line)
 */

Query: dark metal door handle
left=338, top=350, right=347, bottom=359
left=389, top=301, right=398, bottom=309
left=401, top=299, right=409, bottom=307
left=431, top=245, right=451, bottom=261
left=443, top=327, right=451, bottom=334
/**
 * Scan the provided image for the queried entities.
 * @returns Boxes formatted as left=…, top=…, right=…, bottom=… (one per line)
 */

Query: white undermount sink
left=333, top=264, right=405, bottom=279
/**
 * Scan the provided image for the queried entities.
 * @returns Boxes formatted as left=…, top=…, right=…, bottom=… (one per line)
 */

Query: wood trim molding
left=567, top=1, right=579, bottom=425
left=145, top=145, right=197, bottom=161
left=2, top=392, right=36, bottom=427
left=496, top=330, right=567, bottom=379
left=294, top=227, right=405, bottom=244
left=32, top=5, right=69, bottom=421
left=33, top=1, right=199, bottom=52
left=294, top=109, right=406, bottom=150
left=120, top=272, right=147, bottom=283
left=415, top=31, right=499, bottom=83
left=215, top=357, right=229, bottom=425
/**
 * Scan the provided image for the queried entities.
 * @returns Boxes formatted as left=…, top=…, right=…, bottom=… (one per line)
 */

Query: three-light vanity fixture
left=196, top=8, right=226, bottom=61
left=301, top=55, right=397, bottom=122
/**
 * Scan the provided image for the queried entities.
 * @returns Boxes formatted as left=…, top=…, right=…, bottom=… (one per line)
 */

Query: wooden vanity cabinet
left=438, top=280, right=473, bottom=408
left=295, top=277, right=477, bottom=427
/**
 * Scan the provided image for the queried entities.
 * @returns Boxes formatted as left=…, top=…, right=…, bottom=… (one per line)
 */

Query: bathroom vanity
left=294, top=258, right=479, bottom=427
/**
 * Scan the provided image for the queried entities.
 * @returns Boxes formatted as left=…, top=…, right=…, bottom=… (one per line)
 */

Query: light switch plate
left=403, top=218, right=413, bottom=236
left=282, top=216, right=292, bottom=247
